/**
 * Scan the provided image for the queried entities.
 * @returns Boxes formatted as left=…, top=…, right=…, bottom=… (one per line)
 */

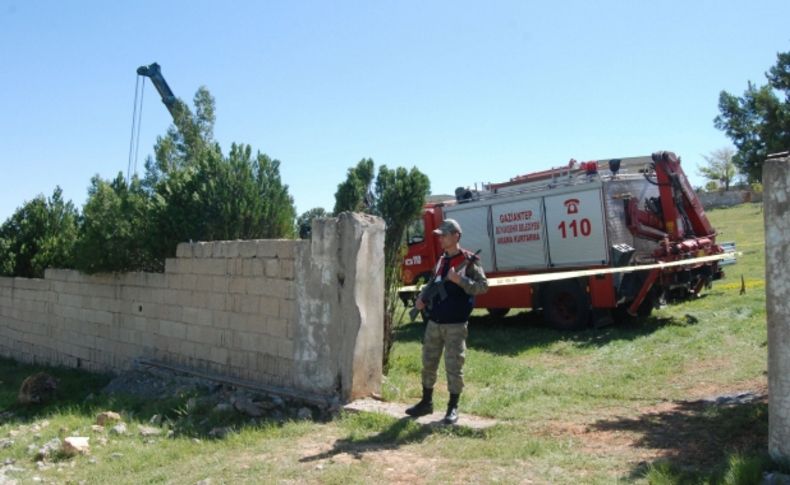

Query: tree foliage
left=74, top=174, right=158, bottom=273
left=697, top=147, right=738, bottom=191
left=0, top=187, right=79, bottom=278
left=334, top=159, right=430, bottom=372
left=297, top=207, right=330, bottom=239
left=333, top=159, right=375, bottom=214
left=73, top=86, right=296, bottom=273
left=714, top=51, right=790, bottom=182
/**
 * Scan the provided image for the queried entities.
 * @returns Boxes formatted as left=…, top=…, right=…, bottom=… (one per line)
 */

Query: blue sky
left=1, top=1, right=788, bottom=222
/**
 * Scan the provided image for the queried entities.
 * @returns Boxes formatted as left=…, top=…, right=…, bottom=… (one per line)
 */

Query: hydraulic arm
left=136, top=63, right=179, bottom=120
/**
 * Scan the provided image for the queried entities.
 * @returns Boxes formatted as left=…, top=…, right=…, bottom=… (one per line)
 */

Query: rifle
left=409, top=249, right=482, bottom=322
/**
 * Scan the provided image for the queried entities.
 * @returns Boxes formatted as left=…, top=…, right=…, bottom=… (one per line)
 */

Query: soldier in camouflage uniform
left=406, top=218, right=489, bottom=424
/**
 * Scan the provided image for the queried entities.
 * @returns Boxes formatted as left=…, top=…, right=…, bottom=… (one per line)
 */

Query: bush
left=0, top=187, right=79, bottom=278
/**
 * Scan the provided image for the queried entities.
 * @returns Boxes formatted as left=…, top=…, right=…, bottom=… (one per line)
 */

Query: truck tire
left=542, top=280, right=591, bottom=331
left=486, top=308, right=510, bottom=318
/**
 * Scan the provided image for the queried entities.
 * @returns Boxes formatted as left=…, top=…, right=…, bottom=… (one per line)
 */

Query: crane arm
left=136, top=62, right=179, bottom=120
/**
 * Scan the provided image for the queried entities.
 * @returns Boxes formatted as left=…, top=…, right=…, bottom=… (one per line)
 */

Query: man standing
left=405, top=218, right=489, bottom=424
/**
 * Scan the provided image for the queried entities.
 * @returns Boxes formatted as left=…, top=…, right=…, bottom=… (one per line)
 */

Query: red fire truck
left=400, top=151, right=732, bottom=330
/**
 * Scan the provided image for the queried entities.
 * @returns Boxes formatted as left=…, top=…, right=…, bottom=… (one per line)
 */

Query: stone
left=232, top=395, right=263, bottom=417
left=17, top=373, right=58, bottom=405
left=138, top=425, right=162, bottom=437
left=0, top=438, right=13, bottom=449
left=764, top=472, right=790, bottom=485
left=296, top=407, right=313, bottom=420
left=90, top=425, right=104, bottom=433
left=110, top=423, right=128, bottom=435
left=0, top=410, right=15, bottom=424
left=95, top=411, right=122, bottom=426
left=34, top=438, right=61, bottom=461
left=213, top=403, right=232, bottom=413
left=208, top=427, right=232, bottom=439
left=61, top=437, right=90, bottom=457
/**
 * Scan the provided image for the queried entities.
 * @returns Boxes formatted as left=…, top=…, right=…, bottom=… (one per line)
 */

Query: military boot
left=405, top=387, right=434, bottom=417
left=443, top=393, right=460, bottom=425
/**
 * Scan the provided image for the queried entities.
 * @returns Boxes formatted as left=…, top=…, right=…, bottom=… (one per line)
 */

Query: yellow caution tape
left=399, top=252, right=737, bottom=292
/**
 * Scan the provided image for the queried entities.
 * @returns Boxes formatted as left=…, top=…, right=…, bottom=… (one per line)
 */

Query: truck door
left=491, top=197, right=548, bottom=271
left=544, top=188, right=608, bottom=267
left=444, top=205, right=495, bottom=273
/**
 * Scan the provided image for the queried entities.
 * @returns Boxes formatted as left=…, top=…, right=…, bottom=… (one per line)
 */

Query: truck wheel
left=486, top=308, right=510, bottom=318
left=542, top=280, right=591, bottom=331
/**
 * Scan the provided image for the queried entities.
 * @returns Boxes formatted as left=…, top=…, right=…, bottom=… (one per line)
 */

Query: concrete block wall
left=697, top=189, right=763, bottom=209
left=0, top=212, right=384, bottom=402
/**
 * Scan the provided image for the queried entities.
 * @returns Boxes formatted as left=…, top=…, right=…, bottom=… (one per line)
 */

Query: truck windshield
left=406, top=217, right=425, bottom=245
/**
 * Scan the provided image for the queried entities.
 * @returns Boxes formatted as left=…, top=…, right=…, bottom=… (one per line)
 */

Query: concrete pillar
left=294, top=212, right=384, bottom=402
left=765, top=153, right=790, bottom=460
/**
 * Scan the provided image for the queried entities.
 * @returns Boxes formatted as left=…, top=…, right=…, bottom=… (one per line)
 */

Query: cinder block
left=195, top=275, right=213, bottom=293
left=180, top=274, right=198, bottom=290
left=260, top=296, right=279, bottom=318
left=274, top=240, right=296, bottom=259
left=210, top=347, right=229, bottom=365
left=193, top=242, right=211, bottom=258
left=176, top=242, right=194, bottom=258
left=242, top=260, right=264, bottom=277
left=257, top=353, right=277, bottom=375
left=193, top=259, right=226, bottom=276
left=206, top=292, right=226, bottom=311
left=255, top=241, right=277, bottom=258
left=267, top=317, right=288, bottom=338
left=278, top=300, right=296, bottom=321
left=145, top=273, right=167, bottom=289
left=246, top=278, right=267, bottom=296
left=183, top=307, right=213, bottom=326
left=211, top=276, right=229, bottom=293
left=227, top=259, right=244, bottom=276
left=165, top=258, right=180, bottom=274
left=160, top=304, right=183, bottom=323
left=276, top=357, right=293, bottom=377
left=279, top=259, right=295, bottom=280
left=160, top=320, right=187, bottom=340
left=262, top=334, right=278, bottom=356
left=174, top=290, right=194, bottom=308
left=265, top=259, right=280, bottom=278
left=228, top=277, right=246, bottom=294
left=188, top=291, right=213, bottom=309
left=229, top=350, right=249, bottom=368
left=239, top=295, right=261, bottom=314
left=238, top=241, right=258, bottom=258
left=225, top=242, right=240, bottom=258
left=276, top=338, right=294, bottom=359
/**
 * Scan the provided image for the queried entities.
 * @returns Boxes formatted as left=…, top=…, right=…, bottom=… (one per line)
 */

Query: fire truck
left=400, top=151, right=733, bottom=330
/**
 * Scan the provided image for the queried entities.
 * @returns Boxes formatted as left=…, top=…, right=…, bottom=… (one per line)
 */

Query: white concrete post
left=765, top=153, right=790, bottom=460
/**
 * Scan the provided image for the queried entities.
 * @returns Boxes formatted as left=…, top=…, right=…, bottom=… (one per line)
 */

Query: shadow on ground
left=0, top=357, right=322, bottom=440
left=394, top=309, right=702, bottom=356
left=588, top=394, right=768, bottom=481
left=298, top=415, right=485, bottom=463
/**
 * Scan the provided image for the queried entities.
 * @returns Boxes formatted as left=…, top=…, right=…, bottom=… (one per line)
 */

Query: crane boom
left=136, top=62, right=178, bottom=120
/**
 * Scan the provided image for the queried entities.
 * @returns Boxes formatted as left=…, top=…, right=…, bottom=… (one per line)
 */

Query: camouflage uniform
left=420, top=251, right=488, bottom=394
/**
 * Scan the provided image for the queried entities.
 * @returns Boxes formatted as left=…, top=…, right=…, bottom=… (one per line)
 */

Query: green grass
left=0, top=202, right=779, bottom=484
